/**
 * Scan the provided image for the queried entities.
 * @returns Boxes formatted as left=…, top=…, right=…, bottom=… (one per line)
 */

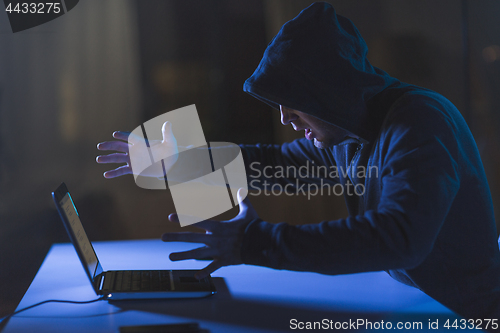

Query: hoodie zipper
left=349, top=143, right=363, bottom=185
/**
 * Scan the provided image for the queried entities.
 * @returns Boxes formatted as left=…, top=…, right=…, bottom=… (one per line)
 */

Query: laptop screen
left=59, top=192, right=99, bottom=279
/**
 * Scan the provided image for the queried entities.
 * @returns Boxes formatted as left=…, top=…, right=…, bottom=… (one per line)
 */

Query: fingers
left=112, top=131, right=130, bottom=141
left=161, top=232, right=212, bottom=244
left=97, top=140, right=130, bottom=153
left=96, top=153, right=129, bottom=164
left=168, top=213, right=179, bottom=223
left=237, top=188, right=248, bottom=205
left=169, top=246, right=223, bottom=279
left=97, top=138, right=132, bottom=178
left=103, top=165, right=132, bottom=178
left=192, top=219, right=221, bottom=232
left=161, top=121, right=176, bottom=143
left=168, top=214, right=220, bottom=232
left=236, top=187, right=258, bottom=219
left=195, top=260, right=222, bottom=280
left=113, top=131, right=146, bottom=145
left=169, top=246, right=217, bottom=261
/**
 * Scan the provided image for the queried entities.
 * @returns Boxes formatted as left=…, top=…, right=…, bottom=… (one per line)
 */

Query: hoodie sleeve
left=241, top=97, right=461, bottom=274
left=240, top=137, right=340, bottom=191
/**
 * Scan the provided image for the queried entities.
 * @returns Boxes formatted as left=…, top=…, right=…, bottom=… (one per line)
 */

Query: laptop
left=52, top=182, right=216, bottom=300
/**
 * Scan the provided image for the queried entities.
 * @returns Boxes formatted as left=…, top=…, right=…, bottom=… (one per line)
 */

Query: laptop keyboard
left=102, top=270, right=172, bottom=292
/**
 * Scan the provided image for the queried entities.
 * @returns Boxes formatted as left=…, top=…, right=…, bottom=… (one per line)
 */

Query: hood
left=243, top=2, right=399, bottom=142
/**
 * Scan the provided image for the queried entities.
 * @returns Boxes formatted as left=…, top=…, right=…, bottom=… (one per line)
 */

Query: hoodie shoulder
left=386, top=89, right=462, bottom=128
left=377, top=88, right=466, bottom=163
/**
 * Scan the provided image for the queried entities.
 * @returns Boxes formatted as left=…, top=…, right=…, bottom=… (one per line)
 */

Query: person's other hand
left=162, top=188, right=257, bottom=280
left=96, top=121, right=178, bottom=178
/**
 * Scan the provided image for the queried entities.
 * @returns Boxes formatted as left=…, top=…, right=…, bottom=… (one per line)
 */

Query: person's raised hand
left=161, top=188, right=258, bottom=280
left=96, top=121, right=178, bottom=179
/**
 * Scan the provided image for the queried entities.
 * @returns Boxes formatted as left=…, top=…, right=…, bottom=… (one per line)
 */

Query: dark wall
left=136, top=0, right=274, bottom=144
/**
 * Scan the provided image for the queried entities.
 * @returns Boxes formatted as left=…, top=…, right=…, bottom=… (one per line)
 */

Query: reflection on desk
left=3, top=240, right=473, bottom=333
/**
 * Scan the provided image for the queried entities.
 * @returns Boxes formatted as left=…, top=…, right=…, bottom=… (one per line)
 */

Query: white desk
left=3, top=240, right=474, bottom=332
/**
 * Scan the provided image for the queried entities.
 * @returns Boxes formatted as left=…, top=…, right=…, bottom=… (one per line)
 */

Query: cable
left=0, top=297, right=105, bottom=323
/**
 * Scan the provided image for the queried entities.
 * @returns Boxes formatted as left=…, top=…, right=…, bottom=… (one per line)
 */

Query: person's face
left=280, top=105, right=357, bottom=149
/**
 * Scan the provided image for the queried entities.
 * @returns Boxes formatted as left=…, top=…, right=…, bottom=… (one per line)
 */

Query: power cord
left=0, top=296, right=106, bottom=323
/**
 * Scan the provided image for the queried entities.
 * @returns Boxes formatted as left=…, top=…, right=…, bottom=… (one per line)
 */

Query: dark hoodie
left=240, top=2, right=500, bottom=323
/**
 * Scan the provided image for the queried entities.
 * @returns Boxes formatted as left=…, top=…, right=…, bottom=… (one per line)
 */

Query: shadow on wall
left=369, top=33, right=440, bottom=91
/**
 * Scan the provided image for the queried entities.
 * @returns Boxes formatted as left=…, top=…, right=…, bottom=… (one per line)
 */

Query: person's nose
left=281, top=108, right=298, bottom=125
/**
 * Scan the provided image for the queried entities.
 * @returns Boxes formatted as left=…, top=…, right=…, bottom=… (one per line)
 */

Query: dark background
left=0, top=0, right=499, bottom=318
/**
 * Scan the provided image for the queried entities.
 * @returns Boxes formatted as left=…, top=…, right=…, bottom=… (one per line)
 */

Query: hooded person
left=97, top=1, right=500, bottom=325
left=240, top=1, right=500, bottom=323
